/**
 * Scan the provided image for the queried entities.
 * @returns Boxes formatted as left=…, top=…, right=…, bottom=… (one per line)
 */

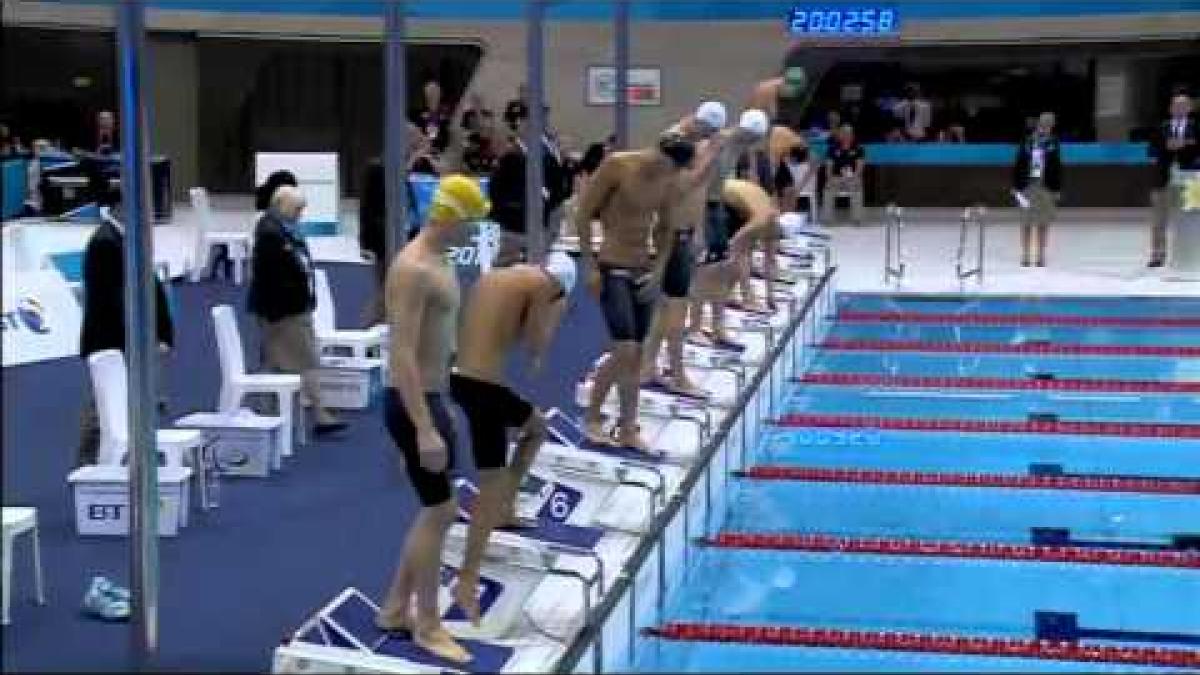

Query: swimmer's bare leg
left=585, top=353, right=620, bottom=446
left=662, top=298, right=707, bottom=398
left=639, top=304, right=668, bottom=383
left=412, top=501, right=471, bottom=663
left=613, top=340, right=653, bottom=453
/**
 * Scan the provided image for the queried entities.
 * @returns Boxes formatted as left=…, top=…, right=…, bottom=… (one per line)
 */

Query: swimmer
left=690, top=111, right=770, bottom=343
left=376, top=175, right=490, bottom=664
left=449, top=252, right=576, bottom=625
left=690, top=178, right=779, bottom=346
left=639, top=101, right=729, bottom=399
left=576, top=134, right=695, bottom=453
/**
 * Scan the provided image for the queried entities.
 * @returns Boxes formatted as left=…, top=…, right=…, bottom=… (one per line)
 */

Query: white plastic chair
left=87, top=350, right=205, bottom=468
left=787, top=161, right=819, bottom=226
left=2, top=507, right=44, bottom=625
left=189, top=187, right=251, bottom=284
left=210, top=305, right=303, bottom=457
left=313, top=268, right=386, bottom=359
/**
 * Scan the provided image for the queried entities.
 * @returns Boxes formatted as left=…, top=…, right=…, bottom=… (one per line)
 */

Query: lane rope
left=776, top=413, right=1200, bottom=439
left=644, top=622, right=1200, bottom=668
left=836, top=310, right=1200, bottom=329
left=798, top=372, right=1200, bottom=394
left=738, top=466, right=1200, bottom=495
left=707, top=532, right=1200, bottom=569
left=820, top=339, right=1200, bottom=357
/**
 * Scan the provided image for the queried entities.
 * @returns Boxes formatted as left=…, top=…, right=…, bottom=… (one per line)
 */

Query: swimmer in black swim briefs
left=384, top=388, right=458, bottom=507
left=449, top=373, right=534, bottom=472
left=599, top=263, right=656, bottom=343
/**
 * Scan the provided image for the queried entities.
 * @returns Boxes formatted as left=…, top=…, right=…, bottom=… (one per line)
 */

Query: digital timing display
left=787, top=5, right=900, bottom=36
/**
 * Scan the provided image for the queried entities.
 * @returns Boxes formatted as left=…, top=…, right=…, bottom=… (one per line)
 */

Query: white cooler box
left=66, top=465, right=191, bottom=536
left=175, top=411, right=283, bottom=477
left=317, top=357, right=383, bottom=410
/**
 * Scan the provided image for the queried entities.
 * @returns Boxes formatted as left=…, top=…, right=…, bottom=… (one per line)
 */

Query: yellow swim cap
left=430, top=174, right=490, bottom=222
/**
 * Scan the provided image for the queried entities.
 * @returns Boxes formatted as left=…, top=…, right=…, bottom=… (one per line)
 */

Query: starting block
left=272, top=587, right=563, bottom=674
left=443, top=478, right=635, bottom=643
left=574, top=363, right=711, bottom=458
left=175, top=410, right=284, bottom=476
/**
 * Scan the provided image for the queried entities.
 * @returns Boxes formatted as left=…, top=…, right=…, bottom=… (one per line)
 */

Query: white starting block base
left=572, top=380, right=708, bottom=461
left=273, top=587, right=564, bottom=674
left=316, top=356, right=384, bottom=410
left=176, top=411, right=283, bottom=476
left=534, top=443, right=678, bottom=533
left=66, top=465, right=192, bottom=536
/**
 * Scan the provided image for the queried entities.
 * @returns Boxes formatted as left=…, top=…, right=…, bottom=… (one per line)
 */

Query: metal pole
left=117, top=0, right=159, bottom=666
left=384, top=1, right=409, bottom=258
left=524, top=0, right=547, bottom=264
left=613, top=0, right=630, bottom=149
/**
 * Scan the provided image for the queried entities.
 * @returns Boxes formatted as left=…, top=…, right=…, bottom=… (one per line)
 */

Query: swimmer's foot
left=452, top=575, right=482, bottom=627
left=414, top=625, right=472, bottom=664
left=584, top=419, right=618, bottom=447
left=375, top=611, right=414, bottom=635
left=614, top=426, right=660, bottom=457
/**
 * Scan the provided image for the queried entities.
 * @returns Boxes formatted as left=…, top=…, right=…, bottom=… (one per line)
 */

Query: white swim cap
left=738, top=109, right=769, bottom=137
left=543, top=251, right=576, bottom=295
left=694, top=101, right=727, bottom=131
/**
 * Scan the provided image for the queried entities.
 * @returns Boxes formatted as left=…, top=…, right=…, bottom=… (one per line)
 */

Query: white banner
left=255, top=152, right=340, bottom=227
left=2, top=262, right=83, bottom=367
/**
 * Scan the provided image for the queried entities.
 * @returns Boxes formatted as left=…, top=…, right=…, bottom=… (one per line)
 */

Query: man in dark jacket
left=487, top=108, right=571, bottom=266
left=77, top=189, right=174, bottom=466
left=1147, top=94, right=1198, bottom=267
left=248, top=185, right=345, bottom=437
left=1012, top=112, right=1063, bottom=268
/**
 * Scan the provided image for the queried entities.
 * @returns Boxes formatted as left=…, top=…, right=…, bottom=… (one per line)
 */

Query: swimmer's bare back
left=577, top=150, right=676, bottom=269
left=385, top=246, right=459, bottom=392
left=455, top=266, right=543, bottom=384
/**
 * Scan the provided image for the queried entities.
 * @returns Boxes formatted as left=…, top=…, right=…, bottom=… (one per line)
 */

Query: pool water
left=634, top=293, right=1200, bottom=672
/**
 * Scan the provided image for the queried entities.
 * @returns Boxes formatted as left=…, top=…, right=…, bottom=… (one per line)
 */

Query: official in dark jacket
left=77, top=192, right=174, bottom=466
left=248, top=185, right=345, bottom=436
left=1147, top=94, right=1198, bottom=267
left=487, top=113, right=571, bottom=266
left=1012, top=112, right=1063, bottom=267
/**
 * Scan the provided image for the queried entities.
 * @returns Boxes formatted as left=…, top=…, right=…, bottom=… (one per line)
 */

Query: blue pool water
left=635, top=294, right=1200, bottom=672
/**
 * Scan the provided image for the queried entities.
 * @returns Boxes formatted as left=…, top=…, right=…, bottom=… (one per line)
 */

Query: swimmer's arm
left=385, top=263, right=437, bottom=433
left=650, top=197, right=675, bottom=281
left=683, top=137, right=724, bottom=184
left=574, top=157, right=619, bottom=267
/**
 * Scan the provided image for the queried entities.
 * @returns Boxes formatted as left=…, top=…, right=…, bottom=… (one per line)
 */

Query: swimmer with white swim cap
left=448, top=251, right=575, bottom=626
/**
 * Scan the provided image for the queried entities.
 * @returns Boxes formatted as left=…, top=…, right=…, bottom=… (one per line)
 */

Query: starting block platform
left=272, top=587, right=563, bottom=674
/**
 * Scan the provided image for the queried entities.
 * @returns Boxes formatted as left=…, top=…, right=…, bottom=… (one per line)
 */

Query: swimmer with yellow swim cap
left=376, top=174, right=488, bottom=664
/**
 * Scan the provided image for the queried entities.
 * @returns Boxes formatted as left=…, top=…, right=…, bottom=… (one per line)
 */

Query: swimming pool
left=632, top=293, right=1200, bottom=673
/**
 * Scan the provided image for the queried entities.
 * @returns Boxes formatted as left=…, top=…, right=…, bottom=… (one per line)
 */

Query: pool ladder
left=956, top=204, right=987, bottom=286
left=883, top=203, right=906, bottom=287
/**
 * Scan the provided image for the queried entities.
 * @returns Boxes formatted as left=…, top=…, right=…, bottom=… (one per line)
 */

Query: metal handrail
left=956, top=204, right=987, bottom=285
left=553, top=266, right=836, bottom=673
left=883, top=203, right=905, bottom=286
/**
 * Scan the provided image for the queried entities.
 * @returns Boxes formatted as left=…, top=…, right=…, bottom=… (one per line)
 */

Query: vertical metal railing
left=383, top=1, right=409, bottom=258
left=956, top=204, right=987, bottom=286
left=554, top=268, right=836, bottom=673
left=883, top=203, right=905, bottom=287
left=613, top=0, right=631, bottom=150
left=524, top=0, right=547, bottom=263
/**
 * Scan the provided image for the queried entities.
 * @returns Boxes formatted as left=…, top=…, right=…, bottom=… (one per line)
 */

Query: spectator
left=938, top=125, right=968, bottom=143
left=460, top=92, right=490, bottom=135
left=0, top=124, right=13, bottom=156
left=487, top=107, right=571, bottom=266
left=822, top=124, right=866, bottom=225
left=1012, top=111, right=1063, bottom=268
left=503, top=83, right=530, bottom=134
left=247, top=185, right=346, bottom=437
left=22, top=139, right=51, bottom=217
left=1147, top=93, right=1198, bottom=267
left=77, top=186, right=174, bottom=467
left=462, top=110, right=501, bottom=175
left=95, top=110, right=118, bottom=155
left=892, top=83, right=932, bottom=142
left=414, top=79, right=453, bottom=156
left=255, top=169, right=298, bottom=212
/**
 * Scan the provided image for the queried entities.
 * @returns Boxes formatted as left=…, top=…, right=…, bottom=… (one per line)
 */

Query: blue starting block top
left=300, top=589, right=516, bottom=673
left=547, top=411, right=672, bottom=465
left=456, top=480, right=605, bottom=550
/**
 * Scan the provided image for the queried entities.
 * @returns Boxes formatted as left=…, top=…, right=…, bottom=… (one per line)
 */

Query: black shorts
left=383, top=388, right=457, bottom=507
left=599, top=263, right=654, bottom=342
left=662, top=229, right=695, bottom=299
left=450, top=373, right=533, bottom=471
left=701, top=200, right=731, bottom=265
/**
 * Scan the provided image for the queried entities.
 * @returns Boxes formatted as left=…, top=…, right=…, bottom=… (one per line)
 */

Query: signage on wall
left=787, top=5, right=901, bottom=38
left=2, top=264, right=84, bottom=367
left=586, top=66, right=662, bottom=106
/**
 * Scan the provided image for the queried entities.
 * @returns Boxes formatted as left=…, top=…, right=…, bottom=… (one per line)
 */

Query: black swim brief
left=449, top=373, right=534, bottom=471
left=383, top=388, right=457, bottom=507
left=598, top=263, right=655, bottom=342
left=662, top=229, right=695, bottom=299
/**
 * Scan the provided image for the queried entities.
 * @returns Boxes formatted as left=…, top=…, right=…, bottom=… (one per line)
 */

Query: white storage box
left=317, top=357, right=383, bottom=410
left=66, top=465, right=191, bottom=537
left=175, top=411, right=283, bottom=476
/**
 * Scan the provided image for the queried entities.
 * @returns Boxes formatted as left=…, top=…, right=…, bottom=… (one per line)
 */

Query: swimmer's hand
left=416, top=427, right=449, bottom=472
